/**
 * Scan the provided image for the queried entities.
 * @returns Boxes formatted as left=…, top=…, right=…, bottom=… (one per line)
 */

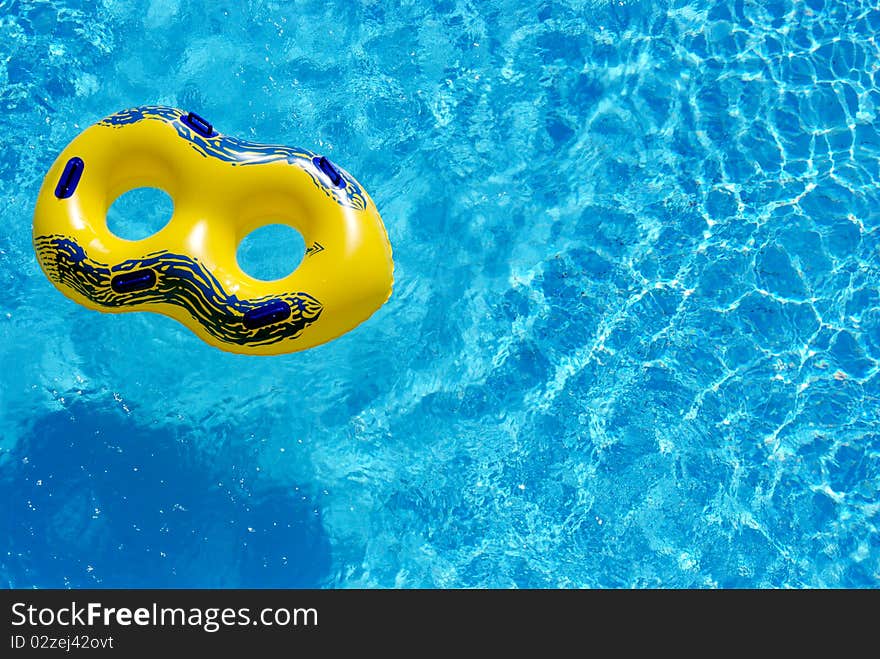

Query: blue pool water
left=1, top=0, right=878, bottom=588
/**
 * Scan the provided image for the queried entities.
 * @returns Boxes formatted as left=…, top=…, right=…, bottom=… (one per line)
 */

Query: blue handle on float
left=243, top=299, right=291, bottom=329
left=314, top=156, right=344, bottom=188
left=55, top=157, right=84, bottom=199
left=182, top=111, right=214, bottom=137
left=111, top=269, right=157, bottom=293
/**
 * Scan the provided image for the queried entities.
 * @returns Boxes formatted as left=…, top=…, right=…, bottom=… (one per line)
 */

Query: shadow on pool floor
left=0, top=400, right=331, bottom=588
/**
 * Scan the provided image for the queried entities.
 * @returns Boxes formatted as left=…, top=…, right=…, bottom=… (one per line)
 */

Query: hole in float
left=236, top=223, right=306, bottom=281
left=106, top=187, right=174, bottom=241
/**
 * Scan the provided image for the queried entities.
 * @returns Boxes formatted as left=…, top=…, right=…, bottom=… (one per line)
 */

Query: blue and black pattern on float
left=34, top=234, right=323, bottom=347
left=98, top=106, right=368, bottom=211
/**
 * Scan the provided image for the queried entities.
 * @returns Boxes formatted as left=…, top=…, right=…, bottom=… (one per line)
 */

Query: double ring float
left=32, top=106, right=394, bottom=355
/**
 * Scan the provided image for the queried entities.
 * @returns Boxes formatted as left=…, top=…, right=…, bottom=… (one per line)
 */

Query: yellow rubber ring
left=32, top=106, right=394, bottom=355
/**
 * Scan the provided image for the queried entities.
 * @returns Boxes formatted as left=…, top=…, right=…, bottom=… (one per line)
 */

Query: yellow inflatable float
left=32, top=106, right=393, bottom=355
